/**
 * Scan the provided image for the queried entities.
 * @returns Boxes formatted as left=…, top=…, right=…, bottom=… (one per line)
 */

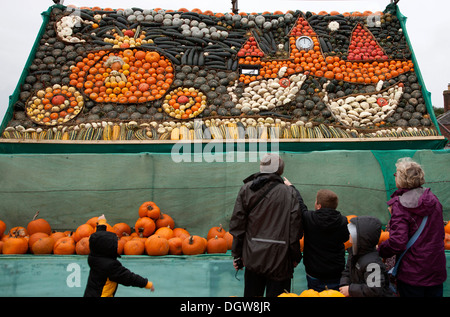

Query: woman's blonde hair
left=395, top=157, right=425, bottom=189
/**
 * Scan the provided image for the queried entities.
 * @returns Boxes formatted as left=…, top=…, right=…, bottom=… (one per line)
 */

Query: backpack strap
left=247, top=181, right=280, bottom=213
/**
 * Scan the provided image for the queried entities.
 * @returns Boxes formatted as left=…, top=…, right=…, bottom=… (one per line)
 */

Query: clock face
left=296, top=36, right=314, bottom=51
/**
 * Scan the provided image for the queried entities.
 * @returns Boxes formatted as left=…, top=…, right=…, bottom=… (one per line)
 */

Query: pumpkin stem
left=189, top=235, right=194, bottom=245
left=218, top=224, right=223, bottom=232
left=32, top=211, right=40, bottom=221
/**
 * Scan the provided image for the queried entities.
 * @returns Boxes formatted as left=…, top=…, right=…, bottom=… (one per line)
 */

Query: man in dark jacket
left=339, top=216, right=394, bottom=297
left=302, top=189, right=349, bottom=291
left=229, top=153, right=306, bottom=297
left=84, top=215, right=154, bottom=297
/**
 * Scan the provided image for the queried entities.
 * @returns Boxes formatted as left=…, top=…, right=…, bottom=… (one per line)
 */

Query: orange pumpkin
left=206, top=235, right=228, bottom=254
left=319, top=289, right=345, bottom=297
left=28, top=232, right=49, bottom=249
left=124, top=239, right=145, bottom=255
left=182, top=235, right=206, bottom=255
left=27, top=211, right=52, bottom=236
left=138, top=201, right=161, bottom=220
left=223, top=231, right=233, bottom=250
left=75, top=237, right=90, bottom=255
left=53, top=237, right=76, bottom=255
left=299, top=289, right=320, bottom=297
left=73, top=223, right=95, bottom=242
left=154, top=226, right=174, bottom=240
left=3, top=235, right=28, bottom=254
left=145, top=235, right=169, bottom=256
left=0, top=220, right=6, bottom=239
left=207, top=224, right=226, bottom=240
left=173, top=227, right=190, bottom=241
left=168, top=237, right=183, bottom=255
left=50, top=231, right=67, bottom=242
left=86, top=217, right=99, bottom=228
left=31, top=237, right=55, bottom=254
left=444, top=233, right=450, bottom=250
left=155, top=213, right=175, bottom=229
left=9, top=226, right=28, bottom=238
left=134, top=217, right=156, bottom=237
left=444, top=221, right=450, bottom=235
left=113, top=222, right=132, bottom=238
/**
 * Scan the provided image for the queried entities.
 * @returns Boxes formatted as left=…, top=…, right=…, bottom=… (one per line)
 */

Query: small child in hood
left=339, top=216, right=394, bottom=297
left=84, top=215, right=154, bottom=297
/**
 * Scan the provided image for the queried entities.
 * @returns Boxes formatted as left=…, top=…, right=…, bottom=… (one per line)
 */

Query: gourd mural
left=0, top=4, right=440, bottom=141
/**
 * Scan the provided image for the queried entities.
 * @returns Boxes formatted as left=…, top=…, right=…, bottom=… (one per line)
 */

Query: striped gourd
left=319, top=124, right=332, bottom=138
left=159, top=131, right=170, bottom=140
left=313, top=126, right=323, bottom=138
left=83, top=127, right=95, bottom=140
left=103, top=123, right=112, bottom=140
left=119, top=124, right=127, bottom=140
left=269, top=127, right=280, bottom=139
left=45, top=129, right=54, bottom=140
left=209, top=125, right=223, bottom=139
left=299, top=126, right=307, bottom=139
left=126, top=129, right=134, bottom=140
left=1, top=131, right=10, bottom=139
left=54, top=129, right=63, bottom=140
left=327, top=126, right=341, bottom=138
left=69, top=129, right=78, bottom=140
left=62, top=131, right=70, bottom=140
left=258, top=126, right=268, bottom=140
left=134, top=129, right=148, bottom=140
left=38, top=130, right=47, bottom=140
left=111, top=125, right=121, bottom=140
left=76, top=128, right=86, bottom=140
left=236, top=122, right=246, bottom=139
left=306, top=127, right=315, bottom=138
left=282, top=127, right=291, bottom=139
left=194, top=127, right=203, bottom=140
left=290, top=125, right=300, bottom=138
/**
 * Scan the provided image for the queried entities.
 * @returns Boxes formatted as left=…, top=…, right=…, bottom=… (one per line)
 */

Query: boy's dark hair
left=316, top=189, right=339, bottom=209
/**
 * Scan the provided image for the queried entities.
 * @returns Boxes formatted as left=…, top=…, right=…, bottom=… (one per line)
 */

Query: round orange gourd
left=75, top=236, right=90, bottom=255
left=73, top=223, right=95, bottom=242
left=134, top=217, right=156, bottom=237
left=378, top=231, right=389, bottom=245
left=207, top=224, right=226, bottom=240
left=319, top=289, right=345, bottom=297
left=27, top=211, right=52, bottom=236
left=145, top=235, right=169, bottom=256
left=299, top=289, right=320, bottom=297
left=28, top=232, right=49, bottom=249
left=223, top=231, right=233, bottom=250
left=154, top=226, right=174, bottom=240
left=168, top=237, right=183, bottom=255
left=206, top=235, right=228, bottom=254
left=173, top=227, right=190, bottom=241
left=3, top=236, right=29, bottom=254
left=113, top=222, right=132, bottom=238
left=124, top=239, right=145, bottom=255
left=138, top=201, right=161, bottom=219
left=31, top=237, right=55, bottom=254
left=444, top=233, right=450, bottom=250
left=53, top=237, right=76, bottom=255
left=444, top=222, right=450, bottom=235
left=155, top=213, right=175, bottom=229
left=9, top=226, right=28, bottom=238
left=0, top=220, right=6, bottom=239
left=182, top=235, right=206, bottom=255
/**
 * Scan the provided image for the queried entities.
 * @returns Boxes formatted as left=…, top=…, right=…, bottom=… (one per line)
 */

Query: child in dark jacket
left=84, top=215, right=154, bottom=297
left=302, top=189, right=349, bottom=291
left=339, top=216, right=394, bottom=297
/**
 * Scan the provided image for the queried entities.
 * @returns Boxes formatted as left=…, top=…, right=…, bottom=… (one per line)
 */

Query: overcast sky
left=0, top=0, right=448, bottom=122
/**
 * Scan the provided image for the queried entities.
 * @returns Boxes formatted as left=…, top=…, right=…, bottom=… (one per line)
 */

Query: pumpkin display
left=112, top=222, right=132, bottom=238
left=145, top=235, right=170, bottom=256
left=1, top=4, right=440, bottom=143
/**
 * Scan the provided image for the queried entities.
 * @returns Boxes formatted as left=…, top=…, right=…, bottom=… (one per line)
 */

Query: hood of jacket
left=243, top=172, right=284, bottom=191
left=349, top=216, right=381, bottom=256
left=309, top=207, right=347, bottom=231
left=89, top=225, right=120, bottom=259
left=388, top=187, right=438, bottom=217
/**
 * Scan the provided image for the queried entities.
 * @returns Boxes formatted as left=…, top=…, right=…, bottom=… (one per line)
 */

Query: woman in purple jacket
left=378, top=158, right=446, bottom=297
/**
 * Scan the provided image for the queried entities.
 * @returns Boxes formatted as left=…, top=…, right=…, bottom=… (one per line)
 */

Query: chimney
left=444, top=84, right=450, bottom=113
